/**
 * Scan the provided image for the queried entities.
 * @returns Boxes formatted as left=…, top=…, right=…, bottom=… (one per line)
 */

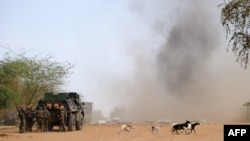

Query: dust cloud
left=100, top=0, right=250, bottom=123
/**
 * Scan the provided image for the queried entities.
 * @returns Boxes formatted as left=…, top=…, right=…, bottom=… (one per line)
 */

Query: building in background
left=83, top=102, right=93, bottom=120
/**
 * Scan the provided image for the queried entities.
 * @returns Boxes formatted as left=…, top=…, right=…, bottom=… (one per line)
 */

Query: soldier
left=63, top=108, right=68, bottom=128
left=36, top=106, right=44, bottom=132
left=43, top=106, right=50, bottom=132
left=58, top=105, right=66, bottom=132
left=25, top=105, right=32, bottom=132
left=30, top=105, right=37, bottom=131
left=17, top=106, right=26, bottom=133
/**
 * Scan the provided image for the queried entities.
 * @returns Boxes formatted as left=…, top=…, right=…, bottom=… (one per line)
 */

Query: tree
left=0, top=86, right=19, bottom=109
left=219, top=0, right=250, bottom=68
left=0, top=59, right=22, bottom=108
left=0, top=49, right=74, bottom=106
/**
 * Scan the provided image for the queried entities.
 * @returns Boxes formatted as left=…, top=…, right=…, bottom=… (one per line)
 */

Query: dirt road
left=0, top=124, right=223, bottom=141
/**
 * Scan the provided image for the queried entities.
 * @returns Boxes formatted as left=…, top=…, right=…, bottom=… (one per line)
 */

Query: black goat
left=171, top=120, right=191, bottom=135
left=188, top=122, right=200, bottom=134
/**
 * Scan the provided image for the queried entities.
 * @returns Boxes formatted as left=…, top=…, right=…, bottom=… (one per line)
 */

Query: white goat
left=149, top=125, right=163, bottom=135
left=117, top=124, right=135, bottom=135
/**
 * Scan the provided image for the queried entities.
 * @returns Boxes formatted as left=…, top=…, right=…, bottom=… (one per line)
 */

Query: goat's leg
left=186, top=129, right=191, bottom=134
left=170, top=129, right=173, bottom=134
left=171, top=128, right=175, bottom=134
left=152, top=129, right=155, bottom=135
left=189, top=129, right=192, bottom=134
left=185, top=129, right=190, bottom=135
left=117, top=130, right=121, bottom=135
left=184, top=129, right=187, bottom=135
left=175, top=129, right=179, bottom=135
left=173, top=129, right=177, bottom=134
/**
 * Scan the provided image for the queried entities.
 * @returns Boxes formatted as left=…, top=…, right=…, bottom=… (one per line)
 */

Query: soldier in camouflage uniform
left=25, top=105, right=33, bottom=132
left=30, top=105, right=37, bottom=131
left=17, top=106, right=26, bottom=133
left=36, top=106, right=44, bottom=132
left=43, top=106, right=50, bottom=132
left=58, top=106, right=66, bottom=132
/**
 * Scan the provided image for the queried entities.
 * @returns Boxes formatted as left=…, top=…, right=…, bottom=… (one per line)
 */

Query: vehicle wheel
left=68, top=114, right=75, bottom=131
left=76, top=114, right=83, bottom=130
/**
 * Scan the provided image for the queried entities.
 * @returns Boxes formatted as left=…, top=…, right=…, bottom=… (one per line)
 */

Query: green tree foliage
left=0, top=86, right=19, bottom=109
left=0, top=50, right=74, bottom=107
left=219, top=0, right=250, bottom=68
left=0, top=59, right=21, bottom=109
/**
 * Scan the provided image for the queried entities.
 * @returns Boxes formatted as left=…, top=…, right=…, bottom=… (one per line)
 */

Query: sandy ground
left=0, top=124, right=223, bottom=141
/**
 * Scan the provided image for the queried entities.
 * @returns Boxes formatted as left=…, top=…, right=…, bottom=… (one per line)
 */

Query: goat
left=149, top=125, right=163, bottom=135
left=171, top=120, right=191, bottom=135
left=117, top=124, right=135, bottom=135
left=187, top=122, right=200, bottom=134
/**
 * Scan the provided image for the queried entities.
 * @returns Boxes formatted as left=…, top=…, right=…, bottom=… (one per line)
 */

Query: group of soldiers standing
left=16, top=104, right=67, bottom=133
left=36, top=105, right=50, bottom=132
left=16, top=105, right=50, bottom=133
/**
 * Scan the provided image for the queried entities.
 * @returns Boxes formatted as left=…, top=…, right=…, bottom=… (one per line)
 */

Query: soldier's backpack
left=36, top=109, right=43, bottom=119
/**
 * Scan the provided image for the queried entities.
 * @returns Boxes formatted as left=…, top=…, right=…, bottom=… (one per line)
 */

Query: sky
left=1, top=0, right=250, bottom=123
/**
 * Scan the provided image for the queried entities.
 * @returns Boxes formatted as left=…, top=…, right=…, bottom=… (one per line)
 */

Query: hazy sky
left=0, top=0, right=139, bottom=110
left=1, top=0, right=250, bottom=122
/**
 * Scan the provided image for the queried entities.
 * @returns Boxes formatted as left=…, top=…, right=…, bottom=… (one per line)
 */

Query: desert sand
left=0, top=123, right=223, bottom=141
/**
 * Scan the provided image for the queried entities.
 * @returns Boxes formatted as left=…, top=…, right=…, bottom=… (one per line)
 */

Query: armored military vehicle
left=37, top=92, right=85, bottom=131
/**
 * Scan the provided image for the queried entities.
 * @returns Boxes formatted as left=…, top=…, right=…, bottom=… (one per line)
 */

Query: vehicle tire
left=68, top=114, right=75, bottom=131
left=75, top=114, right=83, bottom=130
